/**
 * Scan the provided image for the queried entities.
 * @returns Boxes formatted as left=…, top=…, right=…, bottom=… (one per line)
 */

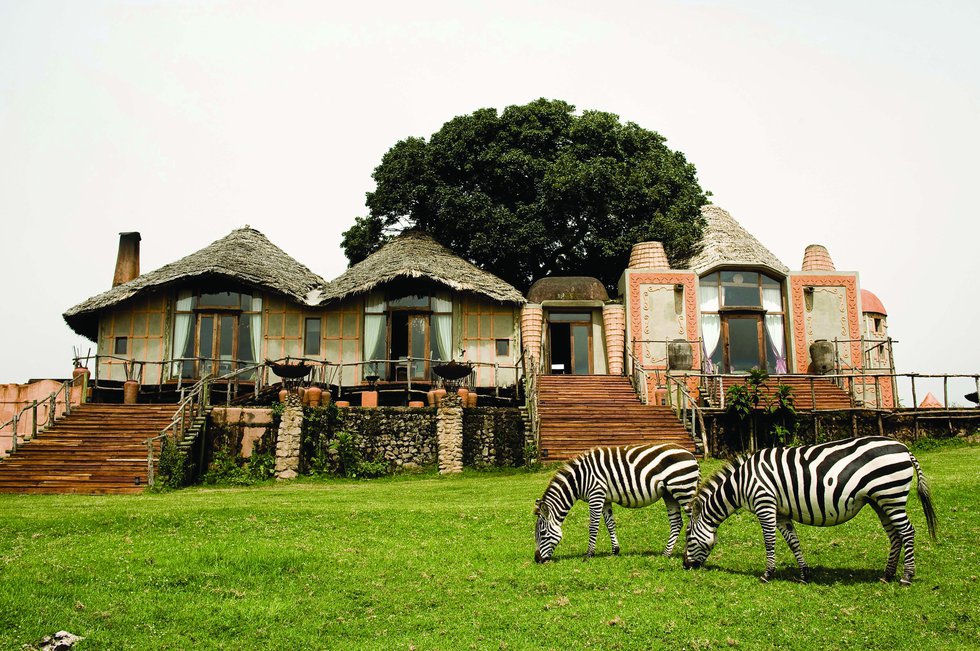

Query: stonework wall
left=703, top=409, right=978, bottom=456
left=207, top=404, right=527, bottom=471
left=462, top=407, right=526, bottom=467
left=337, top=407, right=438, bottom=468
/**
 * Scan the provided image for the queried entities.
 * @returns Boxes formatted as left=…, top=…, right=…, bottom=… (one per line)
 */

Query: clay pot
left=306, top=386, right=323, bottom=408
left=408, top=400, right=425, bottom=408
left=278, top=389, right=289, bottom=403
left=72, top=367, right=90, bottom=382
left=467, top=392, right=478, bottom=408
left=667, top=340, right=694, bottom=371
left=361, top=390, right=378, bottom=408
left=298, top=386, right=308, bottom=405
left=810, top=340, right=836, bottom=375
left=427, top=390, right=437, bottom=407
left=335, top=400, right=350, bottom=408
left=123, top=379, right=139, bottom=405
left=457, top=388, right=469, bottom=403
left=434, top=388, right=447, bottom=404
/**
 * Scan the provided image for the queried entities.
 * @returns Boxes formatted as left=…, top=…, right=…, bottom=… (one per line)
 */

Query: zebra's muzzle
left=535, top=549, right=549, bottom=564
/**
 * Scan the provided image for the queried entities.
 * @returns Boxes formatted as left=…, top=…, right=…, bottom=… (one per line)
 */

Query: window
left=699, top=271, right=787, bottom=374
left=496, top=339, right=510, bottom=357
left=304, top=318, right=322, bottom=356
left=114, top=337, right=128, bottom=355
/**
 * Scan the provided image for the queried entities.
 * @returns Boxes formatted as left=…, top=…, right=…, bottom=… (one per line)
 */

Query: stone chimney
left=801, top=244, right=835, bottom=272
left=628, top=241, right=671, bottom=270
left=112, top=232, right=141, bottom=287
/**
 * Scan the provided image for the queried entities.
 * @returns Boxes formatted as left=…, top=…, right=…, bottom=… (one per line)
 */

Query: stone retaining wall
left=703, top=409, right=979, bottom=456
left=463, top=407, right=526, bottom=467
left=336, top=407, right=438, bottom=469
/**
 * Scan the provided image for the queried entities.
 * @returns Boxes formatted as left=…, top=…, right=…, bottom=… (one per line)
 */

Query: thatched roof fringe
left=321, top=231, right=525, bottom=304
left=64, top=227, right=327, bottom=340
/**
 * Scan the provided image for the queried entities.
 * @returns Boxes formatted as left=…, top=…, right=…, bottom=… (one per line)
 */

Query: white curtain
left=762, top=286, right=782, bottom=312
left=363, top=314, right=386, bottom=376
left=765, top=314, right=787, bottom=374
left=700, top=286, right=720, bottom=311
left=250, top=297, right=262, bottom=364
left=431, top=314, right=452, bottom=362
left=171, top=314, right=192, bottom=377
left=701, top=314, right=722, bottom=373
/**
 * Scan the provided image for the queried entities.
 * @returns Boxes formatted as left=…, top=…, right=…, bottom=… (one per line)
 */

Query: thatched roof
left=64, top=227, right=327, bottom=340
left=321, top=231, right=525, bottom=304
left=527, top=277, right=609, bottom=303
left=685, top=205, right=789, bottom=276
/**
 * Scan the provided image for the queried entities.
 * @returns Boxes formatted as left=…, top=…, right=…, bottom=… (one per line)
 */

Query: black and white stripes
left=534, top=444, right=700, bottom=563
left=683, top=436, right=937, bottom=584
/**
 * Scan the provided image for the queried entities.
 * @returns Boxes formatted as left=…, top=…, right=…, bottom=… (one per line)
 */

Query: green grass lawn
left=1, top=443, right=977, bottom=650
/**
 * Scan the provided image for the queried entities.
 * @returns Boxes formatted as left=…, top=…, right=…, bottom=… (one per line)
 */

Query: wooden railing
left=665, top=375, right=709, bottom=457
left=520, top=348, right=540, bottom=449
left=0, top=375, right=82, bottom=457
left=144, top=374, right=211, bottom=487
left=625, top=345, right=649, bottom=405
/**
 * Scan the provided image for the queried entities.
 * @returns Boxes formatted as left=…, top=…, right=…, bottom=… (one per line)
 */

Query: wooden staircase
left=707, top=375, right=852, bottom=410
left=0, top=404, right=177, bottom=494
left=537, top=375, right=695, bottom=461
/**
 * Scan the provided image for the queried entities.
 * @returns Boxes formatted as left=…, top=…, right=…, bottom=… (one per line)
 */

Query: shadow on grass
left=693, top=563, right=890, bottom=585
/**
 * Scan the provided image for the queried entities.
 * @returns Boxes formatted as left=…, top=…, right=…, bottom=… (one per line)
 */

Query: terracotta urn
left=123, top=379, right=139, bottom=405
left=434, top=388, right=447, bottom=405
left=408, top=400, right=425, bottom=408
left=426, top=390, right=437, bottom=407
left=467, top=392, right=478, bottom=408
left=278, top=388, right=289, bottom=403
left=335, top=400, right=350, bottom=408
left=306, top=386, right=323, bottom=408
left=361, top=390, right=379, bottom=408
left=457, top=388, right=469, bottom=403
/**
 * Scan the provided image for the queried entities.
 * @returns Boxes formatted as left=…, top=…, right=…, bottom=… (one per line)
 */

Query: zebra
left=683, top=436, right=937, bottom=585
left=534, top=443, right=700, bottom=563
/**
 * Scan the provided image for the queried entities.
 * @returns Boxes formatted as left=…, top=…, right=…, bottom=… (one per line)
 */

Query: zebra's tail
left=909, top=453, right=938, bottom=541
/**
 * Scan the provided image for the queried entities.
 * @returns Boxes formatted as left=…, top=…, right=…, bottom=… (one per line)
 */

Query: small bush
left=157, top=437, right=191, bottom=489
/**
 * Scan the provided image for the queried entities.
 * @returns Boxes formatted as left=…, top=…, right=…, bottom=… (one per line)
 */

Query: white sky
left=1, top=0, right=978, bottom=402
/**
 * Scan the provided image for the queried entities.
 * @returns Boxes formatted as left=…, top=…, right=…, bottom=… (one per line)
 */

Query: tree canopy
left=342, top=98, right=708, bottom=294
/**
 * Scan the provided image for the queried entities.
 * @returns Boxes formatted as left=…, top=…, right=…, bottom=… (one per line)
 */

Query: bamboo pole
left=30, top=400, right=38, bottom=440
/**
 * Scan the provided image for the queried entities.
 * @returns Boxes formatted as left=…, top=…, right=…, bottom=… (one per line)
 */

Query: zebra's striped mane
left=691, top=458, right=743, bottom=519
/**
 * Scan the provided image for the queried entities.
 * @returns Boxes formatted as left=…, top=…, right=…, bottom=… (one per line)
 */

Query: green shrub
left=156, top=437, right=191, bottom=489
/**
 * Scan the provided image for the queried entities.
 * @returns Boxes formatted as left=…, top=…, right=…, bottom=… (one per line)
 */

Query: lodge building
left=61, top=204, right=896, bottom=409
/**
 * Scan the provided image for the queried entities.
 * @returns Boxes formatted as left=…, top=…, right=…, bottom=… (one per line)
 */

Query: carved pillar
left=520, top=304, right=544, bottom=371
left=602, top=303, right=626, bottom=375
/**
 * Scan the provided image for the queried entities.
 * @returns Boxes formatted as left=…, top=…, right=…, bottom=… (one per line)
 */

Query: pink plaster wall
left=0, top=379, right=82, bottom=455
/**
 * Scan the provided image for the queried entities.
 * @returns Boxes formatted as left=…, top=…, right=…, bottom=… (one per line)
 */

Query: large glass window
left=363, top=289, right=454, bottom=381
left=700, top=271, right=786, bottom=374
left=171, top=288, right=262, bottom=379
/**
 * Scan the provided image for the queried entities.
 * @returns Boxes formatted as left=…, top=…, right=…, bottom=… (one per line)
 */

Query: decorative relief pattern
left=789, top=275, right=861, bottom=373
left=627, top=273, right=699, bottom=371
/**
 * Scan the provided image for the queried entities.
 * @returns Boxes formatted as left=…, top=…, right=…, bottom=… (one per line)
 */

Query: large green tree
left=343, top=98, right=708, bottom=294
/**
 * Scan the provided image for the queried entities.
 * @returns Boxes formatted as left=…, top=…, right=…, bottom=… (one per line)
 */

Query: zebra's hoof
left=612, top=546, right=621, bottom=556
left=760, top=570, right=775, bottom=584
left=879, top=576, right=890, bottom=584
left=797, top=572, right=809, bottom=585
left=899, top=577, right=912, bottom=587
